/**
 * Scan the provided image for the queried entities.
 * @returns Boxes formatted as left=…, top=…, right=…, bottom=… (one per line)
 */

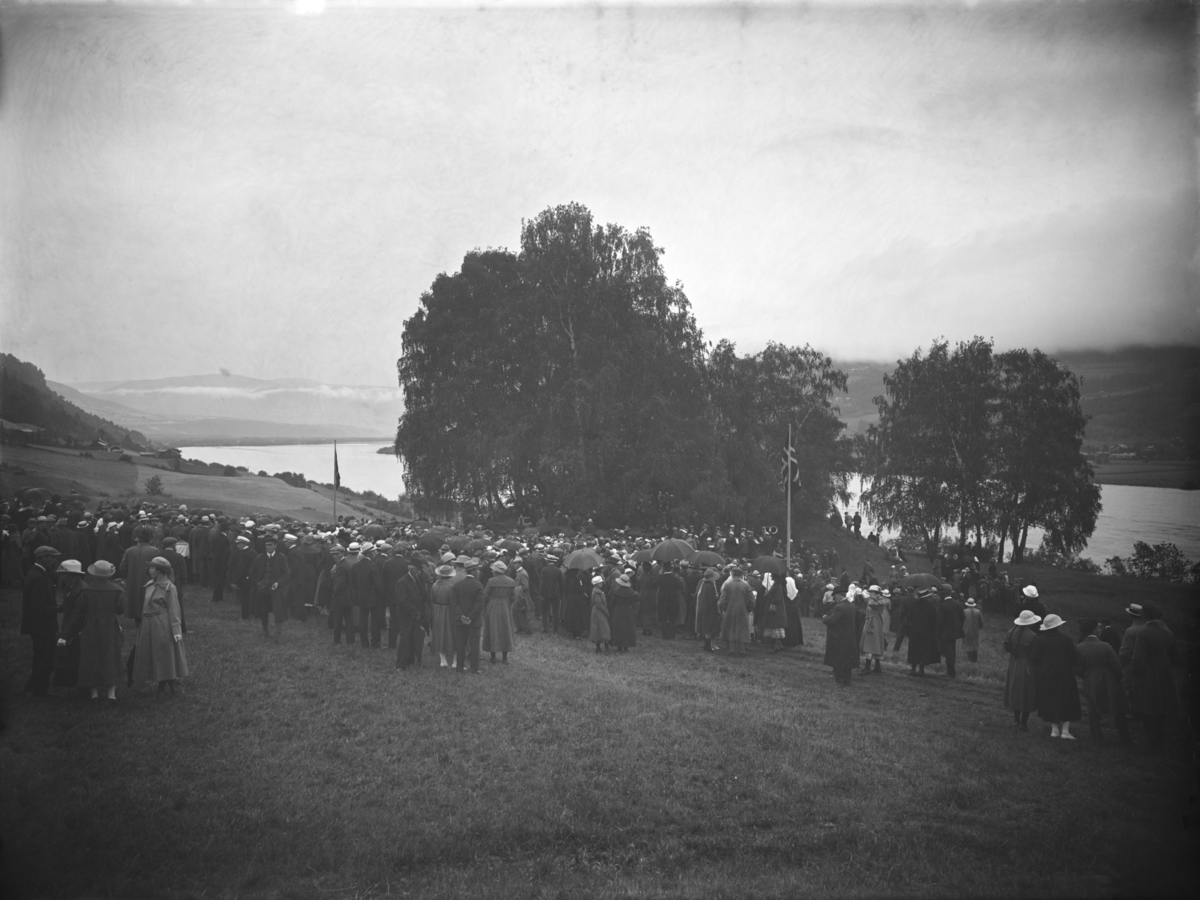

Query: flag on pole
left=334, top=441, right=341, bottom=489
left=780, top=442, right=800, bottom=484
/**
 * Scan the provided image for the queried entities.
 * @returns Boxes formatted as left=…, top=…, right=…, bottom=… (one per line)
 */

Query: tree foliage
left=395, top=203, right=853, bottom=528
left=862, top=338, right=1101, bottom=563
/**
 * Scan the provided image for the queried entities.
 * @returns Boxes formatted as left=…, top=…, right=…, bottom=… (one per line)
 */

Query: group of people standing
left=1002, top=599, right=1182, bottom=749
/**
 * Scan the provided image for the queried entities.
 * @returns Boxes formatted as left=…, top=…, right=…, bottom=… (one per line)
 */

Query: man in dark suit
left=210, top=521, right=231, bottom=604
left=350, top=544, right=384, bottom=647
left=380, top=545, right=409, bottom=650
left=935, top=586, right=965, bottom=677
left=450, top=559, right=485, bottom=674
left=393, top=560, right=426, bottom=670
left=539, top=556, right=563, bottom=633
left=821, top=589, right=858, bottom=686
left=249, top=535, right=290, bottom=640
left=228, top=534, right=258, bottom=620
left=906, top=588, right=940, bottom=676
left=22, top=545, right=62, bottom=696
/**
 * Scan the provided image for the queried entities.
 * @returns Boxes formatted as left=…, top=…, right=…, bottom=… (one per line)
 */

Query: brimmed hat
left=1039, top=613, right=1065, bottom=631
left=347, top=541, right=361, bottom=551
left=435, top=564, right=454, bottom=578
left=591, top=575, right=604, bottom=585
left=465, top=558, right=481, bottom=570
left=1022, top=585, right=1039, bottom=599
left=1125, top=603, right=1143, bottom=617
left=704, top=568, right=718, bottom=580
left=964, top=599, right=977, bottom=607
left=56, top=560, right=84, bottom=575
left=1014, top=610, right=1042, bottom=627
left=235, top=535, right=251, bottom=545
left=87, top=560, right=116, bottom=578
left=868, top=584, right=880, bottom=593
left=616, top=574, right=631, bottom=587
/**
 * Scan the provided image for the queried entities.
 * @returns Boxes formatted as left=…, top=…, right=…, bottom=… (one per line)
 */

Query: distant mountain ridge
left=55, top=372, right=403, bottom=444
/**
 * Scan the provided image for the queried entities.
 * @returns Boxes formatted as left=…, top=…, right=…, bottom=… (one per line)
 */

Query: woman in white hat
left=589, top=574, right=611, bottom=653
left=429, top=564, right=459, bottom=668
left=481, top=560, right=516, bottom=664
left=133, top=556, right=189, bottom=694
left=51, top=560, right=87, bottom=689
left=1032, top=614, right=1081, bottom=739
left=1003, top=610, right=1041, bottom=730
left=962, top=598, right=984, bottom=662
left=58, top=560, right=125, bottom=700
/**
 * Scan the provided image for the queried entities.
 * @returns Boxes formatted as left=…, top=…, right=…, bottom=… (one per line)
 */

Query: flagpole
left=333, top=441, right=338, bottom=525
left=786, top=423, right=792, bottom=571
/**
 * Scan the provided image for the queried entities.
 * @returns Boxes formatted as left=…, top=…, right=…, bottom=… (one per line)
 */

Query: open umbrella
left=631, top=548, right=653, bottom=564
left=688, top=549, right=725, bottom=567
left=466, top=538, right=491, bottom=554
left=416, top=530, right=448, bottom=553
left=900, top=572, right=941, bottom=589
left=651, top=538, right=694, bottom=562
left=522, top=527, right=540, bottom=539
left=751, top=555, right=786, bottom=577
left=17, top=487, right=52, bottom=506
left=563, top=547, right=603, bottom=570
left=496, top=539, right=525, bottom=552
left=447, top=535, right=471, bottom=552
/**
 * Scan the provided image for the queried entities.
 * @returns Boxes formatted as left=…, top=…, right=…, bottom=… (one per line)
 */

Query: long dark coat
left=1075, top=636, right=1128, bottom=718
left=695, top=579, right=721, bottom=638
left=61, top=578, right=125, bottom=688
left=1003, top=625, right=1038, bottom=713
left=607, top=584, right=637, bottom=649
left=821, top=599, right=859, bottom=670
left=562, top=570, right=591, bottom=637
left=1033, top=628, right=1081, bottom=722
left=249, top=551, right=292, bottom=621
left=21, top=564, right=57, bottom=637
left=1131, top=621, right=1181, bottom=717
left=906, top=595, right=941, bottom=666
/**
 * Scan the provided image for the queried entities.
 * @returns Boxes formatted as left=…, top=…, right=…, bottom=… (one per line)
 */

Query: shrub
left=118, top=454, right=133, bottom=463
left=145, top=475, right=165, bottom=496
left=223, top=465, right=239, bottom=477
left=1107, top=541, right=1196, bottom=583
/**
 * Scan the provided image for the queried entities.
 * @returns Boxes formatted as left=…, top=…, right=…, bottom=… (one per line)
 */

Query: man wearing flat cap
left=249, top=534, right=291, bottom=641
left=22, top=545, right=62, bottom=696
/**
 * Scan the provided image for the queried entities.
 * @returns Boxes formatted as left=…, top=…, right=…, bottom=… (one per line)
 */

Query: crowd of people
left=2, top=494, right=1183, bottom=750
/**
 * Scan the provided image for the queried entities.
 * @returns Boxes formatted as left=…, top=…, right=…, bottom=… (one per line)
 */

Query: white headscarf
left=785, top=576, right=798, bottom=601
left=762, top=572, right=773, bottom=593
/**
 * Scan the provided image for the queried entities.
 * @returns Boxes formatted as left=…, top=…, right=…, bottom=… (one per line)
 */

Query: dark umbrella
left=448, top=535, right=471, bottom=552
left=522, top=527, right=540, bottom=539
left=564, top=548, right=603, bottom=570
left=466, top=538, right=491, bottom=554
left=751, top=555, right=786, bottom=577
left=688, top=549, right=725, bottom=567
left=651, top=538, right=694, bottom=562
left=496, top=539, right=525, bottom=552
left=17, top=487, right=52, bottom=505
left=416, top=530, right=448, bottom=553
left=631, top=548, right=653, bottom=564
left=900, top=572, right=941, bottom=589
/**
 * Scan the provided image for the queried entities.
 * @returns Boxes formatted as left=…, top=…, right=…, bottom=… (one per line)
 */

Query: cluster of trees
left=1106, top=541, right=1199, bottom=583
left=860, top=338, right=1101, bottom=563
left=395, top=203, right=852, bottom=528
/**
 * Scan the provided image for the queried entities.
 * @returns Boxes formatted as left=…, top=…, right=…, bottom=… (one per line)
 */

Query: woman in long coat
left=1003, top=610, right=1040, bottom=729
left=481, top=561, right=516, bottom=663
left=1131, top=606, right=1181, bottom=750
left=906, top=588, right=941, bottom=676
left=694, top=568, right=722, bottom=652
left=562, top=568, right=591, bottom=639
left=511, top=563, right=535, bottom=635
left=429, top=565, right=458, bottom=667
left=607, top=573, right=638, bottom=652
left=52, top=561, right=86, bottom=689
left=718, top=568, right=754, bottom=656
left=58, top=559, right=125, bottom=700
left=781, top=574, right=804, bottom=648
left=858, top=587, right=889, bottom=674
left=133, top=557, right=188, bottom=694
left=1032, top=614, right=1081, bottom=738
left=589, top=575, right=611, bottom=652
left=821, top=592, right=859, bottom=685
left=636, top=562, right=658, bottom=635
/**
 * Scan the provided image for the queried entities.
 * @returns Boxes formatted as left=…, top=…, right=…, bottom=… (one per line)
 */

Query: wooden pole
left=786, top=422, right=792, bottom=571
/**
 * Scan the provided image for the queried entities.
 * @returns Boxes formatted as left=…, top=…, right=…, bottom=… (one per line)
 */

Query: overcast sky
left=1, top=0, right=1196, bottom=387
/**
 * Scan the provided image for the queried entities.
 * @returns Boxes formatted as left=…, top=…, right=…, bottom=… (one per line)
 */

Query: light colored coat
left=134, top=579, right=188, bottom=683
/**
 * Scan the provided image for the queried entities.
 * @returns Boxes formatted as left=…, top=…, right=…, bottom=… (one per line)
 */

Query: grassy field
left=0, top=443, right=393, bottom=521
left=2, top=576, right=1195, bottom=899
left=1091, top=460, right=1200, bottom=490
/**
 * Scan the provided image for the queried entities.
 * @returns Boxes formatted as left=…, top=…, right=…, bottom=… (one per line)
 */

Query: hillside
left=60, top=372, right=402, bottom=443
left=0, top=354, right=152, bottom=451
left=832, top=345, right=1200, bottom=455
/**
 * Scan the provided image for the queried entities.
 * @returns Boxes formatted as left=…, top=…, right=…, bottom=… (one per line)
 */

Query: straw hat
left=1125, top=603, right=1143, bottom=617
left=1013, top=610, right=1042, bottom=627
left=615, top=574, right=631, bottom=588
left=1022, top=585, right=1039, bottom=599
left=1039, top=614, right=1065, bottom=631
left=435, top=564, right=454, bottom=578
left=56, top=560, right=84, bottom=575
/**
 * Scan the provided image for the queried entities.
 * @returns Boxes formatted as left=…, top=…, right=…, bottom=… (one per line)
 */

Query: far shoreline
left=1090, top=460, right=1199, bottom=490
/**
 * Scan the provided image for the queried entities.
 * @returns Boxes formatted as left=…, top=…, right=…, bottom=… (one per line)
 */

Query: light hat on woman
left=490, top=560, right=508, bottom=574
left=591, top=575, right=604, bottom=586
left=1022, top=585, right=1039, bottom=599
left=1013, top=610, right=1042, bottom=627
left=87, top=560, right=116, bottom=578
left=615, top=574, right=631, bottom=588
left=435, top=564, right=454, bottom=578
left=56, top=560, right=84, bottom=575
left=1039, top=613, right=1065, bottom=631
left=964, top=598, right=977, bottom=607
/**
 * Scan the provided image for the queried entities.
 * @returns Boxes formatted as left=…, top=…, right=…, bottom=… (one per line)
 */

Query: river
left=179, top=444, right=1199, bottom=564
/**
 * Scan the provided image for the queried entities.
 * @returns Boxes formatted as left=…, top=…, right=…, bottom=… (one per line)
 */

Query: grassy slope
left=0, top=444, right=393, bottom=522
left=1, top=576, right=1195, bottom=899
